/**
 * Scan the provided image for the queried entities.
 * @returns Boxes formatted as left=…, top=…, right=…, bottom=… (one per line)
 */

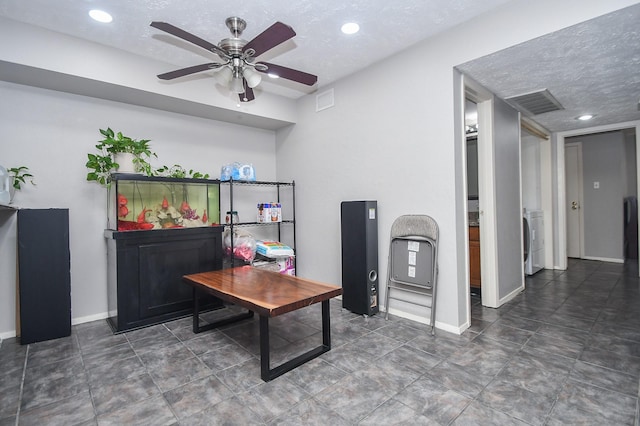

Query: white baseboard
left=582, top=256, right=624, bottom=264
left=71, top=311, right=109, bottom=326
left=0, top=330, right=16, bottom=340
left=499, top=285, right=524, bottom=306
left=0, top=312, right=110, bottom=343
left=340, top=295, right=464, bottom=334
left=383, top=306, right=465, bottom=335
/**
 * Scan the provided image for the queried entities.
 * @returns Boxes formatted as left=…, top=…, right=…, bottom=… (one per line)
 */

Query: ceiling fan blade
left=150, top=21, right=228, bottom=57
left=239, top=81, right=255, bottom=102
left=157, top=63, right=222, bottom=80
left=242, top=22, right=296, bottom=58
left=256, top=62, right=317, bottom=86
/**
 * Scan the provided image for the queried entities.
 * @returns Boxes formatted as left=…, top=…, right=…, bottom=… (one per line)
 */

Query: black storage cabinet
left=18, top=208, right=71, bottom=344
left=106, top=226, right=224, bottom=332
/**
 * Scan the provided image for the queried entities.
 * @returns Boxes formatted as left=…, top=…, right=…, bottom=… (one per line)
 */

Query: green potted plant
left=9, top=166, right=35, bottom=191
left=155, top=164, right=210, bottom=179
left=10, top=166, right=35, bottom=202
left=86, top=127, right=157, bottom=185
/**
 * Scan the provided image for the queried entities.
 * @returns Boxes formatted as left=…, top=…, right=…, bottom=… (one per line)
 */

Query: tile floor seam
left=13, top=344, right=28, bottom=426
left=468, top=353, right=526, bottom=424
left=163, top=317, right=245, bottom=409
left=540, top=359, right=575, bottom=426
left=77, top=341, right=100, bottom=422
left=124, top=335, right=175, bottom=422
left=636, top=374, right=640, bottom=426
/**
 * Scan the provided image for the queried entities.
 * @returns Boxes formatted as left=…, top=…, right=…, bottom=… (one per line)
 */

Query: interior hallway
left=1, top=258, right=639, bottom=425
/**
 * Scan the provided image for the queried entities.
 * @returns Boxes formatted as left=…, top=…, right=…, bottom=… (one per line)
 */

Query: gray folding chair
left=384, top=215, right=439, bottom=335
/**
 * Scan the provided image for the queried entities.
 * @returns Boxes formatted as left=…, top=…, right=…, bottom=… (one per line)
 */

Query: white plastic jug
left=0, top=165, right=11, bottom=204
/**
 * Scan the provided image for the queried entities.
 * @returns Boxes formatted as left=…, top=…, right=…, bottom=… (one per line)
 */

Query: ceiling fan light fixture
left=341, top=22, right=359, bottom=35
left=213, top=66, right=232, bottom=85
left=230, top=76, right=245, bottom=94
left=89, top=9, right=112, bottom=23
left=243, top=67, right=262, bottom=88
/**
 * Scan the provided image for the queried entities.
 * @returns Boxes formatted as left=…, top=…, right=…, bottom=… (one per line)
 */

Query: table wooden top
left=183, top=266, right=342, bottom=317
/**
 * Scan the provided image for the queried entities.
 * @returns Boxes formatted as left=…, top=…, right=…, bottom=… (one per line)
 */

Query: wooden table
left=183, top=266, right=342, bottom=381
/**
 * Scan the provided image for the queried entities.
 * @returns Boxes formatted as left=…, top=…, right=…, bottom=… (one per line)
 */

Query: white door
left=565, top=143, right=583, bottom=258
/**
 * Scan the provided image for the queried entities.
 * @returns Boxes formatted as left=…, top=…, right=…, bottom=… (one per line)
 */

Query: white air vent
left=316, top=89, right=334, bottom=112
left=505, top=89, right=564, bottom=115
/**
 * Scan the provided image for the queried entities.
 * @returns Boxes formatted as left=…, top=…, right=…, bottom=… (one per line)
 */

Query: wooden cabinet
left=469, top=226, right=481, bottom=288
left=105, top=226, right=223, bottom=332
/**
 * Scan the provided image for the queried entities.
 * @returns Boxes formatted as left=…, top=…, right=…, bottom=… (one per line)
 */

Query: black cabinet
left=17, top=209, right=71, bottom=344
left=106, top=226, right=223, bottom=332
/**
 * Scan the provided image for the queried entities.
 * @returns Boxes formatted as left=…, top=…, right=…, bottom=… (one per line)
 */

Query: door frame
left=464, top=76, right=500, bottom=309
left=565, top=142, right=585, bottom=258
left=556, top=120, right=640, bottom=271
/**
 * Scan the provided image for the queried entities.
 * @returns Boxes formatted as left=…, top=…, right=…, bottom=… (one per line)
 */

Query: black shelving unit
left=222, top=179, right=296, bottom=270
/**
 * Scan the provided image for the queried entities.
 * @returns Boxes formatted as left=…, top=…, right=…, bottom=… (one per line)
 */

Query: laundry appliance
left=524, top=210, right=544, bottom=275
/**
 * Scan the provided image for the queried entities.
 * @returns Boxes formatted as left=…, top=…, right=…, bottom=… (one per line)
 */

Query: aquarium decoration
left=108, top=175, right=220, bottom=232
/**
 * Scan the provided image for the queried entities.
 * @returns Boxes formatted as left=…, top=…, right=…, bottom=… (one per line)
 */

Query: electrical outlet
left=594, top=181, right=600, bottom=189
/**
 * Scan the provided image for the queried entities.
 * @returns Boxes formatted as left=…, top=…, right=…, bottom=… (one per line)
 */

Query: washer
left=524, top=210, right=544, bottom=275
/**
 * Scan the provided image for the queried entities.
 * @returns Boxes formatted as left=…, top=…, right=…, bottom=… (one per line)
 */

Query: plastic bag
left=220, top=162, right=256, bottom=181
left=223, top=228, right=257, bottom=262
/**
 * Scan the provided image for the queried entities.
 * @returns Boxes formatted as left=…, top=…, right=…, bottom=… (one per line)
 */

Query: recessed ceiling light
left=577, top=114, right=594, bottom=121
left=341, top=22, right=359, bottom=35
left=89, top=9, right=113, bottom=23
left=267, top=73, right=279, bottom=79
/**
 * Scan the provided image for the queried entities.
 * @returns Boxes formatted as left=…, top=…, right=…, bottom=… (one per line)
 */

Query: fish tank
left=107, top=173, right=220, bottom=231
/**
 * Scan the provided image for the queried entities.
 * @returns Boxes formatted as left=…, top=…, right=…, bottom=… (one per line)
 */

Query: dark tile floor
left=1, top=258, right=640, bottom=425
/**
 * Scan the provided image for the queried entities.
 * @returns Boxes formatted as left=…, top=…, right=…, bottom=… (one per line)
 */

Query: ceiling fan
left=150, top=17, right=318, bottom=102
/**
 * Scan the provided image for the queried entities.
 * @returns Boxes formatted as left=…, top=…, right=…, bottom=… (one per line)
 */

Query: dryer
left=524, top=210, right=544, bottom=275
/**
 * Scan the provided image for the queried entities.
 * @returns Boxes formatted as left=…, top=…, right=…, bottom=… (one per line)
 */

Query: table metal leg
left=191, top=287, right=254, bottom=334
left=322, top=298, right=331, bottom=347
left=259, top=299, right=332, bottom=382
left=260, top=316, right=270, bottom=380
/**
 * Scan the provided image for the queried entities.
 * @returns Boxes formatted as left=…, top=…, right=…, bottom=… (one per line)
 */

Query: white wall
left=276, top=0, right=638, bottom=331
left=0, top=81, right=276, bottom=338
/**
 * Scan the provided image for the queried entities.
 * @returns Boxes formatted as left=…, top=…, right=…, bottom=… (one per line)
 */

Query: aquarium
left=107, top=173, right=220, bottom=231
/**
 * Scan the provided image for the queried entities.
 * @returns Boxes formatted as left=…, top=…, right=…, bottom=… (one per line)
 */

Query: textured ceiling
left=1, top=1, right=638, bottom=133
left=457, top=3, right=640, bottom=132
left=0, top=0, right=513, bottom=99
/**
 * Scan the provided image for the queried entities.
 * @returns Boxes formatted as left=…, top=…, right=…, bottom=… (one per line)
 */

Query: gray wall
left=493, top=97, right=524, bottom=300
left=625, top=130, right=638, bottom=197
left=567, top=130, right=628, bottom=261
left=0, top=82, right=277, bottom=336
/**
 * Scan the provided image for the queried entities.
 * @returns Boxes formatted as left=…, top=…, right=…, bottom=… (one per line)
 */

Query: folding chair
left=384, top=215, right=439, bottom=335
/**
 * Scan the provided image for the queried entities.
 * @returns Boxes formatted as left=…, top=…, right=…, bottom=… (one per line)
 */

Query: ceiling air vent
left=505, top=89, right=564, bottom=116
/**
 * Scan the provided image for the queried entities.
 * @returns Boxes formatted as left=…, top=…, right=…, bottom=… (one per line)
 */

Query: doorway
left=465, top=100, right=481, bottom=297
left=558, top=123, right=640, bottom=270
